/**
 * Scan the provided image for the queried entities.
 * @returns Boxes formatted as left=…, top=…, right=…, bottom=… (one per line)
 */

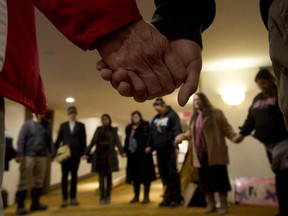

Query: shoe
left=70, top=199, right=79, bottom=206
left=61, top=200, right=68, bottom=208
left=158, top=201, right=168, bottom=207
left=141, top=197, right=150, bottom=204
left=16, top=207, right=28, bottom=215
left=100, top=198, right=106, bottom=205
left=219, top=208, right=228, bottom=215
left=169, top=201, right=178, bottom=208
left=30, top=203, right=48, bottom=211
left=129, top=197, right=139, bottom=203
left=105, top=197, right=111, bottom=204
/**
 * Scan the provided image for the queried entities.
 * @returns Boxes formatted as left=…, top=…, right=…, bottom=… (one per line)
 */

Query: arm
left=84, top=128, right=99, bottom=155
left=152, top=0, right=216, bottom=49
left=54, top=124, right=64, bottom=151
left=239, top=106, right=255, bottom=136
left=80, top=124, right=87, bottom=156
left=32, top=0, right=142, bottom=50
left=217, top=109, right=236, bottom=140
left=17, top=122, right=29, bottom=156
left=113, top=128, right=125, bottom=155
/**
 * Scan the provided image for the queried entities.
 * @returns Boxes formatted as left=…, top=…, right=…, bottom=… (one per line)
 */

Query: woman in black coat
left=84, top=114, right=125, bottom=204
left=125, top=111, right=156, bottom=204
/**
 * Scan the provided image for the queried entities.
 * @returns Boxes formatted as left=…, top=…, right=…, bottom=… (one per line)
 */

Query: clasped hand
left=95, top=19, right=202, bottom=106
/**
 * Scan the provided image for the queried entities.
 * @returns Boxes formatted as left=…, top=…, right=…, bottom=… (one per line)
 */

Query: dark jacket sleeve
left=54, top=123, right=64, bottom=152
left=17, top=121, right=30, bottom=156
left=113, top=127, right=125, bottom=154
left=151, top=0, right=216, bottom=49
left=239, top=105, right=256, bottom=136
left=80, top=123, right=87, bottom=155
left=85, top=127, right=99, bottom=155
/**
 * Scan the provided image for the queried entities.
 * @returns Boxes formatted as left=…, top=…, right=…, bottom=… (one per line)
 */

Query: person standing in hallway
left=15, top=113, right=53, bottom=215
left=124, top=111, right=156, bottom=204
left=83, top=114, right=125, bottom=205
left=55, top=106, right=86, bottom=207
left=175, top=92, right=237, bottom=215
left=150, top=98, right=183, bottom=207
left=234, top=69, right=288, bottom=216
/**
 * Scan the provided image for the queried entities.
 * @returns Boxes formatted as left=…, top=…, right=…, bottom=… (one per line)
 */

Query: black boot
left=141, top=183, right=150, bottom=204
left=16, top=190, right=28, bottom=215
left=30, top=188, right=48, bottom=211
left=130, top=182, right=140, bottom=203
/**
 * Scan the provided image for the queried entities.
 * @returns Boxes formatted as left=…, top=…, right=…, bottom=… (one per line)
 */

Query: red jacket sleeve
left=32, top=0, right=142, bottom=50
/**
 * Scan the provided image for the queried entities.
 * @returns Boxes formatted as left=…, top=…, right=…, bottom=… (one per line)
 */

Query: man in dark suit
left=55, top=106, right=86, bottom=207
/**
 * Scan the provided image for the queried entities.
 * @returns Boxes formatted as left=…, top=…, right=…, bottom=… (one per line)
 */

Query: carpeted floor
left=4, top=175, right=278, bottom=216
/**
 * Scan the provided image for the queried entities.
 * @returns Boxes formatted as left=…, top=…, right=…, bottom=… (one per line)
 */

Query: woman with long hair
left=175, top=92, right=237, bottom=215
left=84, top=114, right=125, bottom=204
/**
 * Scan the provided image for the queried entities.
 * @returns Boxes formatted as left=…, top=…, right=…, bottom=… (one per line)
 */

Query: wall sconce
left=220, top=85, right=245, bottom=106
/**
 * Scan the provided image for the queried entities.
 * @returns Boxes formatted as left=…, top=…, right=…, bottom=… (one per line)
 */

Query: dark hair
left=101, top=114, right=112, bottom=126
left=191, top=92, right=213, bottom=122
left=153, top=97, right=165, bottom=106
left=255, top=69, right=275, bottom=82
left=131, top=110, right=143, bottom=124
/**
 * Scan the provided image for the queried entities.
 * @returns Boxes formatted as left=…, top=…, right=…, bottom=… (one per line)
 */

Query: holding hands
left=96, top=19, right=202, bottom=106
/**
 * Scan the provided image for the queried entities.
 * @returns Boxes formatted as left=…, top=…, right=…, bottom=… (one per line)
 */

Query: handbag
left=55, top=144, right=71, bottom=163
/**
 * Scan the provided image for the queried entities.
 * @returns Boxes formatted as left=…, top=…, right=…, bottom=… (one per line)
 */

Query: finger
left=96, top=60, right=113, bottom=81
left=100, top=69, right=113, bottom=81
left=118, top=81, right=132, bottom=97
left=113, top=68, right=129, bottom=83
left=96, top=59, right=108, bottom=71
left=177, top=63, right=201, bottom=106
left=127, top=71, right=148, bottom=102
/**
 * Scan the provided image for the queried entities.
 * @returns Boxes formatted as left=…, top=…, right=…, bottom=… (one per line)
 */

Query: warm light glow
left=203, top=56, right=270, bottom=72
left=220, top=84, right=245, bottom=106
left=65, top=97, right=75, bottom=103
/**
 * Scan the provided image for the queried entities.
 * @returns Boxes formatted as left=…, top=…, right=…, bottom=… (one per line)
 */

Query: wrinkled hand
left=97, top=35, right=202, bottom=106
left=95, top=19, right=187, bottom=102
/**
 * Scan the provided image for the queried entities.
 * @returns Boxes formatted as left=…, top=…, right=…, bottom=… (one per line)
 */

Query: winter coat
left=85, top=126, right=124, bottom=173
left=183, top=108, right=236, bottom=168
left=124, top=121, right=156, bottom=184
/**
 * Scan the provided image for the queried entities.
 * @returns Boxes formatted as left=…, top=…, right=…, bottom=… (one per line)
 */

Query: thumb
left=177, top=63, right=201, bottom=106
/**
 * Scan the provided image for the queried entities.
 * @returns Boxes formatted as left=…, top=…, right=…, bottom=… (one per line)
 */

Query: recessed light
left=65, top=97, right=75, bottom=103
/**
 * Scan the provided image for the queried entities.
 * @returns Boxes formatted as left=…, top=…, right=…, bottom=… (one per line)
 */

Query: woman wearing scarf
left=124, top=111, right=156, bottom=204
left=175, top=92, right=237, bottom=215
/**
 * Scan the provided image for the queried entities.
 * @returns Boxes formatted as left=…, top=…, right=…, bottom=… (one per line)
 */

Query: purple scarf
left=194, top=110, right=206, bottom=153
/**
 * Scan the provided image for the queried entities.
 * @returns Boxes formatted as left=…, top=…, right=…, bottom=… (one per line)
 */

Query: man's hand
left=168, top=37, right=202, bottom=106
left=95, top=19, right=187, bottom=102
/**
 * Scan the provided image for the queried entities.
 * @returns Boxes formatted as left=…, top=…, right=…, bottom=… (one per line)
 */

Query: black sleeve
left=239, top=106, right=255, bottom=136
left=151, top=0, right=216, bottom=49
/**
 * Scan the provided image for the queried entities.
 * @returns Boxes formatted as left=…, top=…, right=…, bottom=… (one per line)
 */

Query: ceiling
left=35, top=0, right=271, bottom=125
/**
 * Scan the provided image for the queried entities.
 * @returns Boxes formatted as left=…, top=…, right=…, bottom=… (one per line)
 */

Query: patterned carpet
left=4, top=175, right=278, bottom=216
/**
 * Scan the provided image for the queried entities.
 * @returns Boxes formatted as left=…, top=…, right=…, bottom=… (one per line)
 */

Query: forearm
left=32, top=0, right=142, bottom=50
left=152, top=0, right=216, bottom=49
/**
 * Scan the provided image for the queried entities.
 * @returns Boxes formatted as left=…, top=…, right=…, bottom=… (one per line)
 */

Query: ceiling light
left=65, top=97, right=75, bottom=103
left=220, top=84, right=245, bottom=106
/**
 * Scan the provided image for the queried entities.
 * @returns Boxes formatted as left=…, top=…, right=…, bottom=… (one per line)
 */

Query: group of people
left=10, top=69, right=288, bottom=216
left=175, top=69, right=288, bottom=216
left=10, top=98, right=183, bottom=215
left=1, top=1, right=288, bottom=215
